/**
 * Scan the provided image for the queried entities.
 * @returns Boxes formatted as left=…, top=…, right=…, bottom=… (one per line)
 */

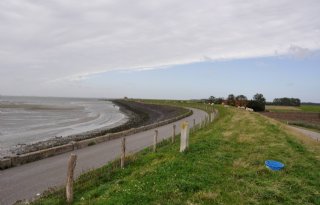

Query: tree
left=235, top=95, right=248, bottom=107
left=247, top=93, right=266, bottom=111
left=273, top=97, right=301, bottom=106
left=253, top=93, right=266, bottom=104
left=214, top=97, right=224, bottom=104
left=208, top=96, right=215, bottom=103
left=227, top=94, right=236, bottom=106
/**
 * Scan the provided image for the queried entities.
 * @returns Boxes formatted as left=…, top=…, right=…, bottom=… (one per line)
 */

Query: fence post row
left=180, top=121, right=189, bottom=152
left=153, top=130, right=158, bottom=152
left=61, top=107, right=217, bottom=204
left=172, top=124, right=176, bottom=143
left=66, top=153, right=77, bottom=203
left=121, top=137, right=126, bottom=169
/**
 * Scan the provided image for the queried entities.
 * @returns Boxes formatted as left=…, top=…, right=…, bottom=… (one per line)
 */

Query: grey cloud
left=288, top=45, right=311, bottom=59
left=0, top=0, right=320, bottom=96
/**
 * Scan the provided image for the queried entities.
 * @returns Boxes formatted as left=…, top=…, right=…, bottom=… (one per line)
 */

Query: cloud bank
left=0, top=0, right=319, bottom=96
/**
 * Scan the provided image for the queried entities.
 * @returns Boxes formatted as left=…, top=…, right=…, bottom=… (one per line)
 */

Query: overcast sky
left=0, top=0, right=320, bottom=101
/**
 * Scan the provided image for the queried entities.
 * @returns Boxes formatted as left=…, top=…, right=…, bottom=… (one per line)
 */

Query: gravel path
left=0, top=108, right=208, bottom=205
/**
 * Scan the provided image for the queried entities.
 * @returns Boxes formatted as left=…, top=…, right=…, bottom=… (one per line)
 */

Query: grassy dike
left=31, top=103, right=320, bottom=205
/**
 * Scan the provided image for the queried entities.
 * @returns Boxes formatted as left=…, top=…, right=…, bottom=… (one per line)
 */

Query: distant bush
left=247, top=100, right=265, bottom=112
left=214, top=97, right=224, bottom=104
left=206, top=96, right=224, bottom=104
left=235, top=95, right=248, bottom=107
left=227, top=94, right=236, bottom=106
left=246, top=93, right=266, bottom=112
left=273, top=98, right=301, bottom=106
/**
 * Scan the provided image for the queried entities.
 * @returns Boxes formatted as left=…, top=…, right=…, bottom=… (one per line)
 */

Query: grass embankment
left=33, top=104, right=320, bottom=205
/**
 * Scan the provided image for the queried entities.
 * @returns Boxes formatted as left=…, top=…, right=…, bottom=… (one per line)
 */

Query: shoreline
left=0, top=98, right=127, bottom=158
left=0, top=100, right=128, bottom=158
left=1, top=100, right=146, bottom=157
left=0, top=100, right=191, bottom=169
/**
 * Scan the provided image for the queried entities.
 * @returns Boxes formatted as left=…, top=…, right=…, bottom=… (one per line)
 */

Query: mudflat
left=1, top=100, right=188, bottom=158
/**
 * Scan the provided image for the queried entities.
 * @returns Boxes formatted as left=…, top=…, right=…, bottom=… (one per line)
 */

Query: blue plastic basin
left=265, top=160, right=284, bottom=171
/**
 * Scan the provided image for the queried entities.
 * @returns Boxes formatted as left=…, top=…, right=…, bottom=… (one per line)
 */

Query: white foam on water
left=0, top=96, right=128, bottom=154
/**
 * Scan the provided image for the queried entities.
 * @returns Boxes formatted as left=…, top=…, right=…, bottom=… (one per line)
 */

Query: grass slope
left=32, top=105, right=320, bottom=205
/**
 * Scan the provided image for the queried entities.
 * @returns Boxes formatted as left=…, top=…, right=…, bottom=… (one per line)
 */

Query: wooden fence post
left=193, top=119, right=196, bottom=130
left=172, top=124, right=176, bottom=143
left=121, top=137, right=126, bottom=169
left=180, top=122, right=189, bottom=152
left=66, top=154, right=77, bottom=203
left=153, top=130, right=158, bottom=152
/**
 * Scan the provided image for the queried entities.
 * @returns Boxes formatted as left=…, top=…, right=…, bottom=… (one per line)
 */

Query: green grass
left=31, top=103, right=320, bottom=205
left=266, top=105, right=320, bottom=113
left=300, top=105, right=320, bottom=113
left=265, top=105, right=301, bottom=112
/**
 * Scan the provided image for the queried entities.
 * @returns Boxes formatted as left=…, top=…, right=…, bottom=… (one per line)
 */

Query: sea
left=0, top=96, right=127, bottom=156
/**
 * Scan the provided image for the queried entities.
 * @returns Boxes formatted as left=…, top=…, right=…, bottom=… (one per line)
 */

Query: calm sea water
left=0, top=96, right=127, bottom=153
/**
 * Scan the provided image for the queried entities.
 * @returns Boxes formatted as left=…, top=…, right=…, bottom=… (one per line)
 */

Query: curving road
left=0, top=108, right=208, bottom=205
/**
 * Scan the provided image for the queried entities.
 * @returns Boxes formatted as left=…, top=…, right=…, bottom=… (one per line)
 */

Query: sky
left=0, top=0, right=320, bottom=102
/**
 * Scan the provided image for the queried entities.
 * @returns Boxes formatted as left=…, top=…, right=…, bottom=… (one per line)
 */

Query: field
left=31, top=103, right=320, bottom=205
left=264, top=105, right=320, bottom=132
left=266, top=105, right=320, bottom=113
left=300, top=105, right=320, bottom=113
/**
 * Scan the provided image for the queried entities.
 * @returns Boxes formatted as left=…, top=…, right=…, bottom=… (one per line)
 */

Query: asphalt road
left=289, top=125, right=320, bottom=141
left=0, top=108, right=208, bottom=205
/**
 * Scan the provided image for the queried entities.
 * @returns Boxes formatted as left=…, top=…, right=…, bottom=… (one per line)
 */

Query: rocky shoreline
left=2, top=100, right=188, bottom=158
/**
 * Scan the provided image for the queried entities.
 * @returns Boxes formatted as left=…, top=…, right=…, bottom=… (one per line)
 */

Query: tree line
left=207, top=95, right=301, bottom=112
left=272, top=98, right=301, bottom=106
left=207, top=93, right=266, bottom=111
